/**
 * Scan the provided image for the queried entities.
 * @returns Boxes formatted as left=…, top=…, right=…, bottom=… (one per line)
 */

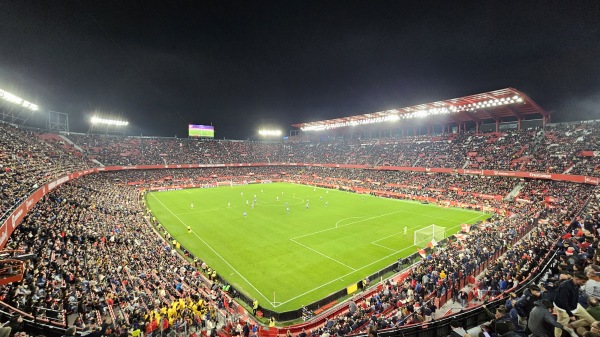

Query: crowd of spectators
left=316, top=189, right=600, bottom=337
left=0, top=163, right=595, bottom=337
left=0, top=123, right=89, bottom=221
left=1, top=175, right=235, bottom=336
left=330, top=196, right=557, bottom=333
left=4, top=119, right=600, bottom=337
left=57, top=121, right=600, bottom=179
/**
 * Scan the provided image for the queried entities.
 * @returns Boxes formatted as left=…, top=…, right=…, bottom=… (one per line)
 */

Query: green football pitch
left=146, top=183, right=488, bottom=312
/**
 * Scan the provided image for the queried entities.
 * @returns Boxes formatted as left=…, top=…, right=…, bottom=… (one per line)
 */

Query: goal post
left=414, top=224, right=446, bottom=247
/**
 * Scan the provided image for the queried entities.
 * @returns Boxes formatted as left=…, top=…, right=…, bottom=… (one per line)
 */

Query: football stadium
left=1, top=2, right=600, bottom=337
left=2, top=89, right=600, bottom=337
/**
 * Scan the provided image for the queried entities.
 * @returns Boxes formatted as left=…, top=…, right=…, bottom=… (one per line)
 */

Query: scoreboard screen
left=188, top=124, right=214, bottom=138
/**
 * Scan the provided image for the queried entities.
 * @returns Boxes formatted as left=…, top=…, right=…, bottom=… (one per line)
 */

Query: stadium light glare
left=298, top=90, right=529, bottom=132
left=90, top=116, right=129, bottom=126
left=300, top=95, right=524, bottom=131
left=0, top=89, right=39, bottom=111
left=258, top=129, right=282, bottom=137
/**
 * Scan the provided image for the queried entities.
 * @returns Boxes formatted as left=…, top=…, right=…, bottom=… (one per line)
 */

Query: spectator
left=527, top=300, right=565, bottom=337
left=554, top=273, right=596, bottom=337
left=514, top=284, right=542, bottom=328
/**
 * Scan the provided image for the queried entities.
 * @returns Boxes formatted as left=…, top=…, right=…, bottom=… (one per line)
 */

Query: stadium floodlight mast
left=89, top=115, right=129, bottom=134
left=299, top=92, right=526, bottom=131
left=90, top=116, right=129, bottom=126
left=301, top=111, right=401, bottom=131
left=0, top=89, right=39, bottom=111
left=258, top=129, right=282, bottom=137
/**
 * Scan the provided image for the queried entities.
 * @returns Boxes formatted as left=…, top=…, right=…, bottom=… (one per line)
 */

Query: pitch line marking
left=149, top=193, right=274, bottom=306
left=280, top=212, right=488, bottom=306
left=291, top=210, right=405, bottom=240
left=370, top=222, right=429, bottom=251
left=371, top=242, right=398, bottom=252
left=292, top=209, right=487, bottom=242
left=273, top=244, right=417, bottom=308
left=289, top=239, right=357, bottom=271
left=152, top=188, right=489, bottom=308
left=335, top=217, right=367, bottom=228
left=177, top=207, right=229, bottom=215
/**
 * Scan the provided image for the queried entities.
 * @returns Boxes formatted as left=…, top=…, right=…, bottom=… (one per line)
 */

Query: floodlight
left=90, top=116, right=129, bottom=126
left=258, top=129, right=282, bottom=137
left=0, top=89, right=39, bottom=111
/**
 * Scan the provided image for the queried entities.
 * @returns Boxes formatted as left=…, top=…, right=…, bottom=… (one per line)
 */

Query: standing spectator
left=554, top=273, right=595, bottom=337
left=527, top=300, right=565, bottom=337
left=243, top=322, right=250, bottom=337
left=459, top=290, right=468, bottom=309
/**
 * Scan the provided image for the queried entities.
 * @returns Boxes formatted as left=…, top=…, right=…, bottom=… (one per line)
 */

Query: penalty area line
left=272, top=244, right=417, bottom=308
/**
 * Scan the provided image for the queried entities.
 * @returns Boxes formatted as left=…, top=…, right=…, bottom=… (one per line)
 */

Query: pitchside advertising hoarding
left=1, top=164, right=598, bottom=249
left=188, top=124, right=214, bottom=138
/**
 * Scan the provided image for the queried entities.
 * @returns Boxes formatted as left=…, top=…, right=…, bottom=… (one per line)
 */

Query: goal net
left=414, top=224, right=446, bottom=247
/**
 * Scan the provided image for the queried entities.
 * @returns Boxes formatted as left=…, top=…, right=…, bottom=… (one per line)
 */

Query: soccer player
left=190, top=203, right=194, bottom=208
left=325, top=201, right=328, bottom=207
left=187, top=226, right=192, bottom=234
left=246, top=199, right=249, bottom=205
left=243, top=211, right=247, bottom=218
left=404, top=226, right=407, bottom=235
left=306, top=203, right=309, bottom=210
left=286, top=207, right=290, bottom=214
left=276, top=196, right=279, bottom=201
left=251, top=203, right=254, bottom=209
left=228, top=201, right=231, bottom=208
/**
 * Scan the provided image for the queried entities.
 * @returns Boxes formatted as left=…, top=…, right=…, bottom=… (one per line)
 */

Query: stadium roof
left=293, top=88, right=548, bottom=131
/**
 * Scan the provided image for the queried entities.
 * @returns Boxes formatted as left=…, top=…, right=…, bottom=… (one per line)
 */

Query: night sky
left=0, top=1, right=599, bottom=139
